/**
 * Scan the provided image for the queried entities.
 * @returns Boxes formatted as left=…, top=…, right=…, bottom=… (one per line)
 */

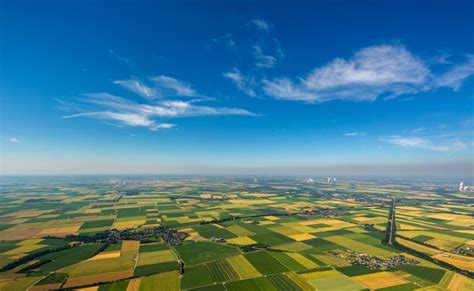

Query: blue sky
left=1, top=0, right=473, bottom=176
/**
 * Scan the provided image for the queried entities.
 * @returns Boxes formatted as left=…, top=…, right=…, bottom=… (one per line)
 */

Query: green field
left=174, top=241, right=240, bottom=266
left=0, top=177, right=471, bottom=290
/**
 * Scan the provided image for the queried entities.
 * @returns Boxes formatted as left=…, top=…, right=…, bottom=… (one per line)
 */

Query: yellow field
left=398, top=206, right=422, bottom=211
left=226, top=225, right=255, bottom=236
left=352, top=271, right=408, bottom=289
left=397, top=237, right=441, bottom=256
left=263, top=215, right=280, bottom=221
left=226, top=255, right=260, bottom=279
left=37, top=225, right=81, bottom=237
left=17, top=238, right=43, bottom=245
left=226, top=236, right=257, bottom=246
left=127, top=278, right=141, bottom=291
left=258, top=220, right=275, bottom=225
left=288, top=233, right=316, bottom=241
left=399, top=224, right=424, bottom=230
left=432, top=253, right=474, bottom=272
left=230, top=199, right=274, bottom=205
left=88, top=251, right=121, bottom=261
left=138, top=249, right=176, bottom=266
left=300, top=269, right=339, bottom=280
left=448, top=218, right=474, bottom=227
left=427, top=214, right=456, bottom=220
left=112, top=220, right=146, bottom=230
left=291, top=225, right=318, bottom=233
left=286, top=253, right=318, bottom=269
left=448, top=273, right=474, bottom=291
left=353, top=216, right=372, bottom=222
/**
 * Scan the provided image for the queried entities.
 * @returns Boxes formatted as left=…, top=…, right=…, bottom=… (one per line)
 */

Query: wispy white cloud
left=151, top=76, right=197, bottom=97
left=433, top=55, right=474, bottom=90
left=221, top=18, right=283, bottom=96
left=380, top=135, right=467, bottom=152
left=263, top=45, right=474, bottom=103
left=344, top=132, right=366, bottom=137
left=222, top=69, right=256, bottom=96
left=207, top=34, right=236, bottom=49
left=114, top=78, right=158, bottom=99
left=108, top=49, right=130, bottom=65
left=250, top=19, right=270, bottom=31
left=253, top=45, right=277, bottom=68
left=429, top=51, right=452, bottom=65
left=61, top=92, right=255, bottom=131
left=411, top=127, right=425, bottom=133
left=7, top=137, right=20, bottom=143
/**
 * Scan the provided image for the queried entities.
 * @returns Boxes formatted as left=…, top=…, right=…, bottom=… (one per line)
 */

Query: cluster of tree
left=60, top=226, right=186, bottom=245
left=17, top=259, right=51, bottom=273
left=0, top=244, right=73, bottom=272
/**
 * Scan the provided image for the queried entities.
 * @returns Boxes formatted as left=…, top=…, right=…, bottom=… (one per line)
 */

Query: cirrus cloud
left=61, top=90, right=255, bottom=131
left=380, top=135, right=467, bottom=153
left=263, top=44, right=474, bottom=103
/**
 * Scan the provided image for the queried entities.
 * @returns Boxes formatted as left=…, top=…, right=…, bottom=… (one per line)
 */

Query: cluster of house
left=349, top=252, right=418, bottom=269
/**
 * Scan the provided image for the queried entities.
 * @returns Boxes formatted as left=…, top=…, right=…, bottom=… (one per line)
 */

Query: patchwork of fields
left=0, top=176, right=472, bottom=290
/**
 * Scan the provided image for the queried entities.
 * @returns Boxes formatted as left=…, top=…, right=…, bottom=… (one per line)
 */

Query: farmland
left=0, top=176, right=472, bottom=290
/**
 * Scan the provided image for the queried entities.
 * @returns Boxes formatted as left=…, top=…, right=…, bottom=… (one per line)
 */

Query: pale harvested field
left=127, top=278, right=141, bottom=291
left=37, top=225, right=81, bottom=237
left=0, top=229, right=43, bottom=240
left=353, top=216, right=372, bottom=222
left=433, top=253, right=474, bottom=272
left=122, top=240, right=140, bottom=252
left=76, top=287, right=99, bottom=291
left=427, top=214, right=457, bottom=220
left=353, top=271, right=408, bottom=289
left=399, top=224, right=424, bottom=230
left=448, top=273, right=474, bottom=291
left=88, top=251, right=121, bottom=261
left=258, top=220, right=275, bottom=225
